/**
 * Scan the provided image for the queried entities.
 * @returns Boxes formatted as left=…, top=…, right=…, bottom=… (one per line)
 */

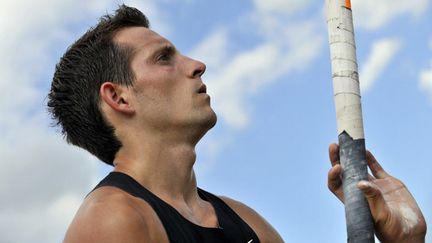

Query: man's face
left=114, top=27, right=217, bottom=133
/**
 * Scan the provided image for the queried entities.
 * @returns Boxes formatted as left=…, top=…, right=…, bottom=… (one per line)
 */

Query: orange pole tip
left=345, top=0, right=352, bottom=9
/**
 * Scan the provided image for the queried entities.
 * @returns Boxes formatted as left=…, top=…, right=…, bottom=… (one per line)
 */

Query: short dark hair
left=47, top=5, right=149, bottom=165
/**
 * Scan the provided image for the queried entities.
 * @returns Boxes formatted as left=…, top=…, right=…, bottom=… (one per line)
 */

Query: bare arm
left=328, top=143, right=427, bottom=243
left=220, top=196, right=284, bottom=243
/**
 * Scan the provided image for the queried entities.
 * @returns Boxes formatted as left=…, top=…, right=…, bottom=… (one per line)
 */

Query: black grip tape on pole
left=339, top=131, right=375, bottom=243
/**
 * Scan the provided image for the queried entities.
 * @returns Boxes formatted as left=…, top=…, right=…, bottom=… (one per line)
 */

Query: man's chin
left=206, top=110, right=217, bottom=130
left=196, top=111, right=217, bottom=136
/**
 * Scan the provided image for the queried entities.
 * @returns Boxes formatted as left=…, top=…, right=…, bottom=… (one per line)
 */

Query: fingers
left=328, top=164, right=344, bottom=202
left=357, top=181, right=387, bottom=224
left=328, top=164, right=342, bottom=190
left=328, top=143, right=344, bottom=202
left=328, top=143, right=340, bottom=166
left=366, top=150, right=390, bottom=179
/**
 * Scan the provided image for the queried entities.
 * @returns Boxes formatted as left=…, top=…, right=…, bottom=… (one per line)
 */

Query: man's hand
left=328, top=143, right=427, bottom=243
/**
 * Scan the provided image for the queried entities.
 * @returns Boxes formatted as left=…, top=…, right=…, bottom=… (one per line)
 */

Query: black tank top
left=94, top=172, right=260, bottom=243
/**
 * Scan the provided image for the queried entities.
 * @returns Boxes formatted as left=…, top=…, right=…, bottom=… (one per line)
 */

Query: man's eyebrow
left=151, top=43, right=177, bottom=56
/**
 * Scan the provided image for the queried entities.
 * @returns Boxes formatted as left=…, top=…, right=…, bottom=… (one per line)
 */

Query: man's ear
left=100, top=82, right=135, bottom=115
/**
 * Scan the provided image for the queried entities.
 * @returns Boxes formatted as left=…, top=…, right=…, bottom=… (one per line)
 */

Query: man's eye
left=156, top=53, right=171, bottom=63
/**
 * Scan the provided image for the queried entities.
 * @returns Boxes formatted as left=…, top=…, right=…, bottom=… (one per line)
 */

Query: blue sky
left=0, top=0, right=431, bottom=242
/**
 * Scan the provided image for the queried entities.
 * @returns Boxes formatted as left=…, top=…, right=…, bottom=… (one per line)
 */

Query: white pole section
left=325, top=0, right=375, bottom=242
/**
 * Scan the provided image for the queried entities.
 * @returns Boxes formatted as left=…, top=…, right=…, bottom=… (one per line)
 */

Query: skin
left=328, top=143, right=427, bottom=243
left=64, top=26, right=283, bottom=243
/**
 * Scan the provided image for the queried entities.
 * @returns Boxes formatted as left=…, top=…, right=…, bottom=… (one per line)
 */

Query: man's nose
left=189, top=58, right=206, bottom=78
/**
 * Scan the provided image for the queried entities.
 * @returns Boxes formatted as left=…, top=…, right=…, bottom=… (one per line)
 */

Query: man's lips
left=197, top=84, right=207, bottom=94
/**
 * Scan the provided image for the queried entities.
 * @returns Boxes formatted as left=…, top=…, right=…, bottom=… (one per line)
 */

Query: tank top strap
left=198, top=188, right=260, bottom=243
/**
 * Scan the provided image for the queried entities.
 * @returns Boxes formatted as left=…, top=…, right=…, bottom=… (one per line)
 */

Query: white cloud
left=352, top=0, right=429, bottom=30
left=360, top=38, right=401, bottom=93
left=0, top=192, right=85, bottom=243
left=254, top=0, right=314, bottom=14
left=123, top=0, right=171, bottom=36
left=0, top=0, right=115, bottom=129
left=193, top=24, right=323, bottom=129
left=419, top=63, right=432, bottom=102
left=0, top=116, right=99, bottom=243
left=208, top=42, right=279, bottom=128
left=189, top=29, right=230, bottom=70
left=419, top=37, right=432, bottom=103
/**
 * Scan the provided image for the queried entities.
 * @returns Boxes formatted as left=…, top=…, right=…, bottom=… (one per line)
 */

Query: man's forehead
left=113, top=26, right=171, bottom=50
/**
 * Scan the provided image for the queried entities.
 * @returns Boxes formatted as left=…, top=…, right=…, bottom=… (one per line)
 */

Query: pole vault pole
left=325, top=0, right=375, bottom=242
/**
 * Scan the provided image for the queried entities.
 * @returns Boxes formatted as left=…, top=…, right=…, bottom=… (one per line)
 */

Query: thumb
left=358, top=181, right=380, bottom=198
left=357, top=181, right=386, bottom=222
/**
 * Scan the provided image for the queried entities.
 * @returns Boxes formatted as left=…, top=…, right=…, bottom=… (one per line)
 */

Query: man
left=48, top=5, right=426, bottom=243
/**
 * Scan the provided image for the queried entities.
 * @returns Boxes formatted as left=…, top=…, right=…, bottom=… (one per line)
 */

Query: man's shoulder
left=217, top=195, right=284, bottom=243
left=63, top=186, right=167, bottom=243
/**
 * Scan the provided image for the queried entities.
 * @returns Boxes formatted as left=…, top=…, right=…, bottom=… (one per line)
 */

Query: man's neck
left=113, top=135, right=200, bottom=206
